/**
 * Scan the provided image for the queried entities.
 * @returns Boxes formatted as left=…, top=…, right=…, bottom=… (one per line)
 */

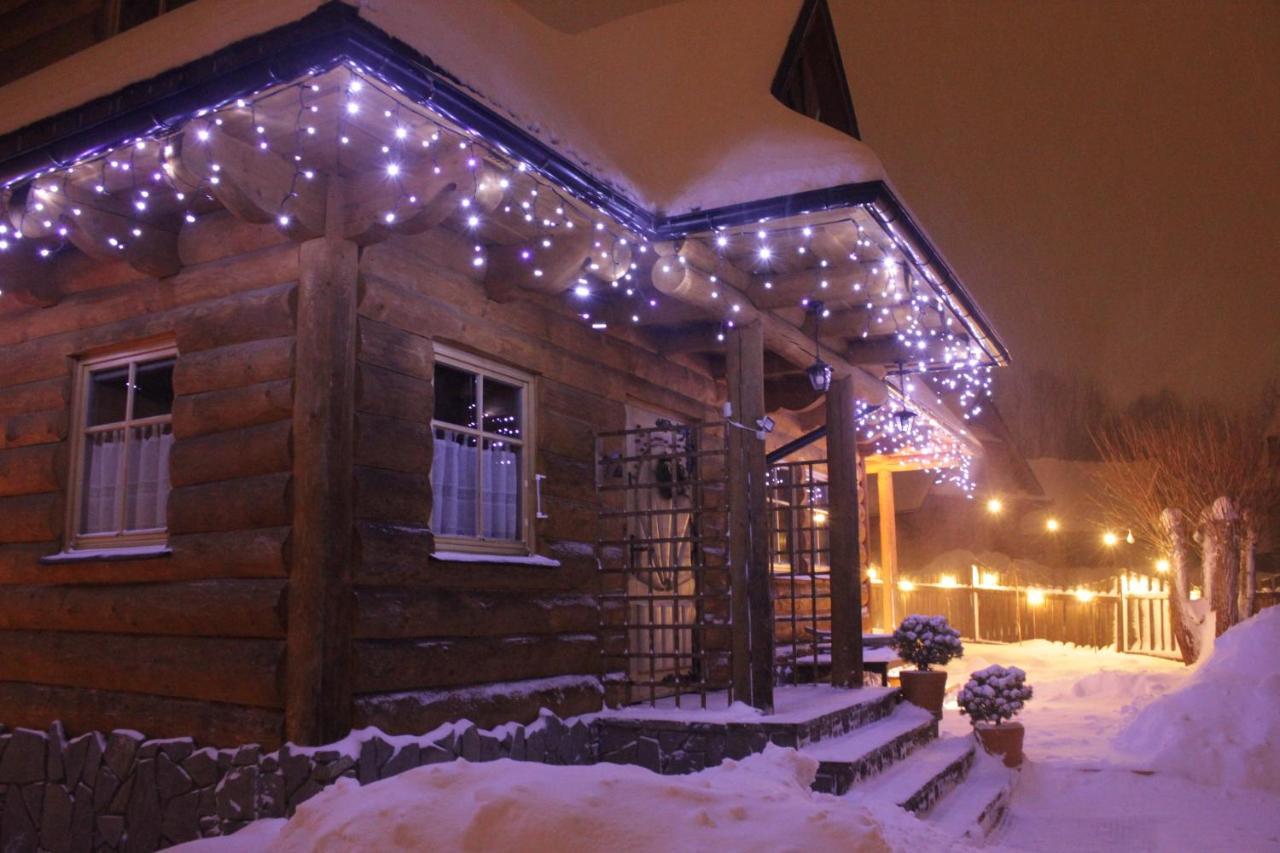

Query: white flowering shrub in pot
left=891, top=615, right=964, bottom=718
left=958, top=664, right=1033, bottom=767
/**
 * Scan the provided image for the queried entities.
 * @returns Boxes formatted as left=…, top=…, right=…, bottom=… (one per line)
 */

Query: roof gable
left=772, top=0, right=860, bottom=140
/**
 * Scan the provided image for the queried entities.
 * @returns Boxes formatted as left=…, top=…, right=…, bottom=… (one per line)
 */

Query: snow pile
left=181, top=746, right=959, bottom=853
left=1117, top=607, right=1280, bottom=793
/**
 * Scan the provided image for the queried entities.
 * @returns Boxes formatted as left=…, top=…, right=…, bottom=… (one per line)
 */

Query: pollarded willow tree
left=1093, top=397, right=1278, bottom=663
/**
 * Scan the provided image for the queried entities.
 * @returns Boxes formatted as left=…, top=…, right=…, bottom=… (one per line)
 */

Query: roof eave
left=0, top=0, right=1008, bottom=366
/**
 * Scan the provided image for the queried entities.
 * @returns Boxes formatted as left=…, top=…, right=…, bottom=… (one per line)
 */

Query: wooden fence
left=884, top=570, right=1181, bottom=659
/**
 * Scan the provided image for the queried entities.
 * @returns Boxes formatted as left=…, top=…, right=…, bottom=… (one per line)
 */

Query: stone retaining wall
left=0, top=711, right=595, bottom=852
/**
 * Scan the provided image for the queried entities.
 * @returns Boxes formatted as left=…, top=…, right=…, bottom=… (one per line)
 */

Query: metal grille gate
left=767, top=459, right=833, bottom=685
left=596, top=420, right=732, bottom=708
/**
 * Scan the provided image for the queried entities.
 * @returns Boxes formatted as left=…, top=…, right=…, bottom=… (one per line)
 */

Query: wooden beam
left=826, top=374, right=864, bottom=687
left=876, top=471, right=899, bottom=630
left=752, top=263, right=873, bottom=310
left=45, top=184, right=181, bottom=278
left=725, top=319, right=773, bottom=711
left=484, top=226, right=595, bottom=300
left=286, top=177, right=356, bottom=744
left=169, top=125, right=327, bottom=240
left=343, top=143, right=469, bottom=245
left=652, top=242, right=760, bottom=325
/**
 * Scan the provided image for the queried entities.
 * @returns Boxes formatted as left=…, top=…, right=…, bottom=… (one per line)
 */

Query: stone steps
left=800, top=703, right=938, bottom=795
left=841, top=735, right=977, bottom=815
left=918, top=750, right=1018, bottom=840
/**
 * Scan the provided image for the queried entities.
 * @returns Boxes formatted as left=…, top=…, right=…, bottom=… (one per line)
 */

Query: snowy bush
left=891, top=614, right=964, bottom=671
left=958, top=665, right=1033, bottom=725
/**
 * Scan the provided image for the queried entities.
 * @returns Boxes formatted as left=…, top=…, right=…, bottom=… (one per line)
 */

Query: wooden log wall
left=348, top=231, right=722, bottom=735
left=0, top=212, right=295, bottom=747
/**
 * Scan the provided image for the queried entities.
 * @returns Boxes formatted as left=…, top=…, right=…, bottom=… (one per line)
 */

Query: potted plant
left=957, top=664, right=1033, bottom=768
left=891, top=614, right=964, bottom=718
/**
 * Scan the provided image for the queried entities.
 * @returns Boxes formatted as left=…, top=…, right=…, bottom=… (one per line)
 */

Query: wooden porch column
left=826, top=375, right=864, bottom=687
left=726, top=320, right=774, bottom=711
left=286, top=179, right=357, bottom=744
left=877, top=471, right=899, bottom=630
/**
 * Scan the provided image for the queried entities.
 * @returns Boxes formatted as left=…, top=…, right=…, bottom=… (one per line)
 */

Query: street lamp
left=986, top=497, right=1003, bottom=515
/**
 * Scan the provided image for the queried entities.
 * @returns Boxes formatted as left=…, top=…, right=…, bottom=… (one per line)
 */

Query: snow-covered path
left=939, top=641, right=1188, bottom=767
left=938, top=638, right=1280, bottom=852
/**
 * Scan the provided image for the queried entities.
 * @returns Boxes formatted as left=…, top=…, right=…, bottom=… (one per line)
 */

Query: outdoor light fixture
left=939, top=574, right=958, bottom=588
left=985, top=497, right=1003, bottom=515
left=1102, top=531, right=1119, bottom=547
left=1027, top=588, right=1046, bottom=606
left=1045, top=517, right=1060, bottom=532
left=898, top=579, right=915, bottom=592
left=888, top=362, right=917, bottom=431
left=806, top=301, right=832, bottom=393
left=1155, top=558, right=1171, bottom=573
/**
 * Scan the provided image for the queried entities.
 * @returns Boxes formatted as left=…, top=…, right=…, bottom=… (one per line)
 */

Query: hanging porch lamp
left=806, top=301, right=832, bottom=393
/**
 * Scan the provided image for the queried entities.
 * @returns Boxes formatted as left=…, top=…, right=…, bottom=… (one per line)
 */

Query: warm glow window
left=68, top=342, right=176, bottom=550
left=430, top=348, right=532, bottom=553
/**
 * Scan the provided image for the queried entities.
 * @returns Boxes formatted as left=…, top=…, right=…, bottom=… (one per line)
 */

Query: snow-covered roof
left=0, top=0, right=885, bottom=217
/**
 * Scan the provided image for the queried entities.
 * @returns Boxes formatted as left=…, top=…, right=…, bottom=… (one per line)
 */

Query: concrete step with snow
left=801, top=704, right=937, bottom=795
left=842, top=736, right=977, bottom=815
left=920, top=750, right=1018, bottom=840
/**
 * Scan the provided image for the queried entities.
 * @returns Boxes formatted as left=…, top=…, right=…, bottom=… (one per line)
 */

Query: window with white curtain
left=430, top=347, right=531, bottom=553
left=68, top=343, right=176, bottom=550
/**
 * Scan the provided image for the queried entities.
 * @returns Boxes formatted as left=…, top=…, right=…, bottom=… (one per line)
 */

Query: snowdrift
left=1117, top=607, right=1280, bottom=792
left=181, top=745, right=956, bottom=852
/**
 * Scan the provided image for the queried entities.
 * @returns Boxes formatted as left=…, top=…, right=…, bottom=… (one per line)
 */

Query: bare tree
left=1093, top=399, right=1276, bottom=662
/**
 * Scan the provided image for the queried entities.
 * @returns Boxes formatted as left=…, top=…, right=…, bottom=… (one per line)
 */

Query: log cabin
left=0, top=0, right=1008, bottom=751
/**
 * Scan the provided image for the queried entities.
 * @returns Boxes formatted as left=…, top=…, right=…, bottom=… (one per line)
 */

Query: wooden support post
left=825, top=375, right=863, bottom=688
left=877, top=471, right=899, bottom=629
left=286, top=179, right=357, bottom=744
left=726, top=320, right=773, bottom=712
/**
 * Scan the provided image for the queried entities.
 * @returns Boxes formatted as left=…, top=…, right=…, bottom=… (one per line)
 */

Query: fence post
left=969, top=564, right=981, bottom=641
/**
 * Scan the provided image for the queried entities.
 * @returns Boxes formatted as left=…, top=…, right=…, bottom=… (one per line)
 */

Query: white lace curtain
left=81, top=424, right=172, bottom=535
left=431, top=430, right=520, bottom=540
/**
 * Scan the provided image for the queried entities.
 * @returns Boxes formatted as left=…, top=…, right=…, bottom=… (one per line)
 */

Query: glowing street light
left=985, top=497, right=1004, bottom=515
left=1027, top=588, right=1046, bottom=606
left=1102, top=531, right=1119, bottom=547
left=898, top=579, right=915, bottom=592
left=939, top=574, right=958, bottom=588
left=1155, top=558, right=1171, bottom=573
left=1045, top=517, right=1060, bottom=533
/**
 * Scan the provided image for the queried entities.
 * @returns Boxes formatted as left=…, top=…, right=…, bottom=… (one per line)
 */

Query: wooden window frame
left=430, top=345, right=536, bottom=556
left=65, top=340, right=177, bottom=552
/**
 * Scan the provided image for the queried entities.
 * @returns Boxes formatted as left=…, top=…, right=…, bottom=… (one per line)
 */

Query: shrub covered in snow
left=892, top=614, right=964, bottom=671
left=958, top=665, right=1033, bottom=725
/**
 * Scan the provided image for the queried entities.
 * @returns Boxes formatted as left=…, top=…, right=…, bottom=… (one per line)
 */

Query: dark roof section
left=0, top=0, right=1008, bottom=365
left=772, top=0, right=860, bottom=140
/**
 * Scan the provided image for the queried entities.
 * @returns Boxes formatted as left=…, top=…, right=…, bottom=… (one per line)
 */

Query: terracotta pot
left=898, top=669, right=948, bottom=718
left=975, top=721, right=1025, bottom=768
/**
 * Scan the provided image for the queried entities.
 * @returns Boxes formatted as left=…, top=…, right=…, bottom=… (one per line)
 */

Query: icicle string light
left=0, top=62, right=996, bottom=487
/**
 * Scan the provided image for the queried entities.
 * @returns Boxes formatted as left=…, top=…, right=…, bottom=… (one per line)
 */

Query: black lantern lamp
left=806, top=301, right=832, bottom=393
left=890, top=361, right=917, bottom=431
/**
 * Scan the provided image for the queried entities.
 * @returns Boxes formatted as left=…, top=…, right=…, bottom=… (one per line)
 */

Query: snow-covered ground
left=182, top=745, right=958, bottom=852
left=939, top=640, right=1188, bottom=766
left=943, top=608, right=1280, bottom=851
left=182, top=610, right=1280, bottom=852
